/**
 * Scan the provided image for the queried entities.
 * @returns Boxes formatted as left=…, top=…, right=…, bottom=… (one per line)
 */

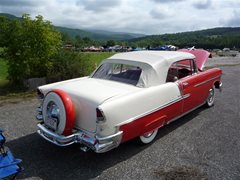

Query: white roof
left=103, top=51, right=196, bottom=87
left=108, top=50, right=195, bottom=68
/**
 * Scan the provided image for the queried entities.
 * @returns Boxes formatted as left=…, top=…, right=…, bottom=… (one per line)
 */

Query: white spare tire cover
left=42, top=91, right=67, bottom=135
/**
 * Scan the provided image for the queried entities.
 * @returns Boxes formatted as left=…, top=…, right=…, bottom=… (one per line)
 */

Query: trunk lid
left=39, top=77, right=140, bottom=133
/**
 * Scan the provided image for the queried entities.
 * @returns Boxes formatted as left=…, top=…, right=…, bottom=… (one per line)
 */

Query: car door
left=175, top=59, right=203, bottom=113
left=178, top=75, right=199, bottom=113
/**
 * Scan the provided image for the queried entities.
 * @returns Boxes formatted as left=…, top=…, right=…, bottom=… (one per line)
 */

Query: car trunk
left=39, top=77, right=140, bottom=133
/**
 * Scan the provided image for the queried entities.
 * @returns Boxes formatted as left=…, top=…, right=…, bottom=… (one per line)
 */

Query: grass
left=82, top=52, right=115, bottom=64
left=81, top=52, right=115, bottom=75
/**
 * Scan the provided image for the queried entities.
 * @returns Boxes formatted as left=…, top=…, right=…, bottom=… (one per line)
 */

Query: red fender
left=52, top=89, right=75, bottom=136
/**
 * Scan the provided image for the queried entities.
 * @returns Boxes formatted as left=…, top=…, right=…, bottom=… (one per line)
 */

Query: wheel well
left=214, top=81, right=220, bottom=89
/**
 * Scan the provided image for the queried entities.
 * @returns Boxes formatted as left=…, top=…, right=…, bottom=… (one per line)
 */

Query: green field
left=80, top=52, right=115, bottom=75
left=82, top=52, right=115, bottom=64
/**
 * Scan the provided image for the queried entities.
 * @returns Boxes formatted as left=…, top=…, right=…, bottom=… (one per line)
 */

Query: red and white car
left=36, top=49, right=222, bottom=153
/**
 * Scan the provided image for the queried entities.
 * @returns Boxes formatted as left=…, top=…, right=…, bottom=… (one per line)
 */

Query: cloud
left=76, top=0, right=121, bottom=12
left=150, top=6, right=174, bottom=19
left=0, top=0, right=239, bottom=34
left=0, top=0, right=49, bottom=16
left=150, top=0, right=184, bottom=3
left=0, top=0, right=47, bottom=7
left=225, top=10, right=240, bottom=27
left=192, top=0, right=212, bottom=9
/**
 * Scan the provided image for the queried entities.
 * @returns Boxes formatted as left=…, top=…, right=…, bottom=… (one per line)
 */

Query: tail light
left=96, top=108, right=105, bottom=122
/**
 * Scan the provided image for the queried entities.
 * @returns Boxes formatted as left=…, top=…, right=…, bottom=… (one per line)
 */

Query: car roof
left=101, top=51, right=196, bottom=87
left=107, top=50, right=195, bottom=68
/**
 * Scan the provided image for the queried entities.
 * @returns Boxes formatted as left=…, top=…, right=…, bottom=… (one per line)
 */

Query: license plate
left=45, top=117, right=58, bottom=130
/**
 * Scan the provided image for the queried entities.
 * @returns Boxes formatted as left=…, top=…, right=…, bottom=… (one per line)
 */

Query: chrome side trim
left=194, top=75, right=221, bottom=88
left=37, top=123, right=123, bottom=153
left=183, top=93, right=191, bottom=99
left=167, top=102, right=205, bottom=124
left=117, top=96, right=183, bottom=126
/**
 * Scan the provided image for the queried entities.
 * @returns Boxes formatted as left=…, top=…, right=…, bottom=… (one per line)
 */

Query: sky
left=0, top=0, right=239, bottom=35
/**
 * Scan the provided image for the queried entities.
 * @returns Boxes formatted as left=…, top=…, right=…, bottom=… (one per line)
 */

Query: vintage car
left=36, top=49, right=222, bottom=153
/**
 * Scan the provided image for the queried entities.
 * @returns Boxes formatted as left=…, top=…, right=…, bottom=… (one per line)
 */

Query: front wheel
left=205, top=88, right=215, bottom=107
left=137, top=129, right=158, bottom=144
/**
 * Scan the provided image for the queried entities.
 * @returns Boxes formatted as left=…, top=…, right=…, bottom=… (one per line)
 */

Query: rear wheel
left=206, top=88, right=215, bottom=107
left=137, top=129, right=158, bottom=144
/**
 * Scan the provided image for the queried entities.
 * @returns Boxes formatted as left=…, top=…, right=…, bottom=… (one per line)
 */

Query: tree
left=106, top=40, right=115, bottom=47
left=75, top=35, right=83, bottom=48
left=0, top=16, right=11, bottom=47
left=82, top=37, right=92, bottom=46
left=61, top=32, right=73, bottom=44
left=4, top=14, right=62, bottom=84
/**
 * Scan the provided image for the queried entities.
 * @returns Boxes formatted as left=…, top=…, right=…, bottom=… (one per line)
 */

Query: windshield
left=92, top=63, right=142, bottom=86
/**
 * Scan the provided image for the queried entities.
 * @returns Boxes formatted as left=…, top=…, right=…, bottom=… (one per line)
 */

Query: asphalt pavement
left=0, top=57, right=240, bottom=180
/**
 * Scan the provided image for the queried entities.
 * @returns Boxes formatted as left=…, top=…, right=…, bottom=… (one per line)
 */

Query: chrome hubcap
left=143, top=131, right=154, bottom=138
left=208, top=89, right=214, bottom=103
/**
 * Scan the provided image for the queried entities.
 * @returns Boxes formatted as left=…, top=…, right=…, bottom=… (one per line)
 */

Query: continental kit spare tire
left=42, top=89, right=75, bottom=136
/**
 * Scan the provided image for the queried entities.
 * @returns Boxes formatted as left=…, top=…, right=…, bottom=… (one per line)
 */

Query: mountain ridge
left=0, top=13, right=145, bottom=41
left=1, top=13, right=240, bottom=48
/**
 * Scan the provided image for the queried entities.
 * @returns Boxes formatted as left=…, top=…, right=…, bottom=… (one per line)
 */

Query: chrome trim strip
left=117, top=96, right=183, bottom=126
left=167, top=102, right=205, bottom=124
left=194, top=75, right=221, bottom=88
left=183, top=93, right=191, bottom=99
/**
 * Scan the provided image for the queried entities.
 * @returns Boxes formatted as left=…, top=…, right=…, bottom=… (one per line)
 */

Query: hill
left=55, top=26, right=144, bottom=41
left=1, top=13, right=240, bottom=48
left=0, top=13, right=145, bottom=41
left=130, top=27, right=240, bottom=49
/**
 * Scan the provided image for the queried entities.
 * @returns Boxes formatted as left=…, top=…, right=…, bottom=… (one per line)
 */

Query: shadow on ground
left=6, top=107, right=206, bottom=180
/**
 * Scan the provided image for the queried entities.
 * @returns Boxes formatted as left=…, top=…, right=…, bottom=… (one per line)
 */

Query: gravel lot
left=0, top=56, right=240, bottom=180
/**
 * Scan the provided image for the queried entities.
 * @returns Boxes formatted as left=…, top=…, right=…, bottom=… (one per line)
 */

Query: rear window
left=92, top=63, right=142, bottom=86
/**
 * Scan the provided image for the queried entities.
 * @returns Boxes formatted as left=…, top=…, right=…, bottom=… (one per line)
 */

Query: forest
left=129, top=27, right=240, bottom=49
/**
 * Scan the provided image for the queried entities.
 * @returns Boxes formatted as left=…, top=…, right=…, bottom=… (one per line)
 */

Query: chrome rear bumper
left=37, top=124, right=123, bottom=153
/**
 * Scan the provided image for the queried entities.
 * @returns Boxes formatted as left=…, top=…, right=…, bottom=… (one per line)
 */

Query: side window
left=166, top=59, right=196, bottom=82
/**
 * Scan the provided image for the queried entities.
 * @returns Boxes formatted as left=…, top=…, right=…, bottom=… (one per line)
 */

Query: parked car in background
left=36, top=49, right=222, bottom=153
left=217, top=48, right=238, bottom=57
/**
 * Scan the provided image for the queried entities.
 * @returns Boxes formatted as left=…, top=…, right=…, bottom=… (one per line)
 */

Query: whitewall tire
left=138, top=129, right=158, bottom=144
left=206, top=88, right=215, bottom=107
